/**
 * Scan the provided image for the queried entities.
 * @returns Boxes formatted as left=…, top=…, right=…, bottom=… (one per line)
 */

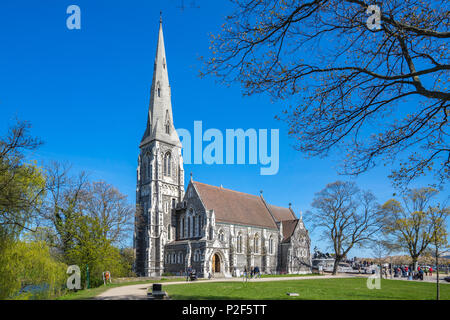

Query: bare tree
left=42, top=162, right=89, bottom=254
left=202, top=0, right=449, bottom=187
left=42, top=162, right=134, bottom=253
left=307, top=181, right=383, bottom=274
left=84, top=181, right=134, bottom=246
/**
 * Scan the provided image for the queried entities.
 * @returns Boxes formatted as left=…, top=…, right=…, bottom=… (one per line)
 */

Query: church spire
left=141, top=17, right=181, bottom=147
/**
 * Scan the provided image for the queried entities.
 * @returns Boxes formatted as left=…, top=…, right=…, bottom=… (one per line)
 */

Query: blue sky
left=0, top=0, right=448, bottom=256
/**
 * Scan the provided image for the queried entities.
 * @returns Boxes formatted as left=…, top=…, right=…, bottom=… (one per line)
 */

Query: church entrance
left=212, top=253, right=221, bottom=273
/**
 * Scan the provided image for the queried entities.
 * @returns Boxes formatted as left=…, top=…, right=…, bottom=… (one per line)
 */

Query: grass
left=164, top=278, right=450, bottom=300
left=259, top=273, right=322, bottom=278
left=58, top=277, right=184, bottom=300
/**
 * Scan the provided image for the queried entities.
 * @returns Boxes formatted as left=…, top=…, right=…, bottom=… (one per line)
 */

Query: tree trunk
left=332, top=257, right=341, bottom=275
left=412, top=258, right=418, bottom=272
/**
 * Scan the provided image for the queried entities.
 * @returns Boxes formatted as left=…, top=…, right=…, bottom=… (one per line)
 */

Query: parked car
left=444, top=276, right=450, bottom=283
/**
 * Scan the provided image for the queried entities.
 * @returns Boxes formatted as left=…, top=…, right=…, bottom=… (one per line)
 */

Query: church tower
left=134, top=17, right=184, bottom=277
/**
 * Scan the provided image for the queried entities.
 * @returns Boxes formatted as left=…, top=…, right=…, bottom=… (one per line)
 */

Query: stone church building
left=133, top=19, right=311, bottom=278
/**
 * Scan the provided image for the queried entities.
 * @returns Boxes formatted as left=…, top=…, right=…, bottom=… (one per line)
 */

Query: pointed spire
left=141, top=17, right=181, bottom=148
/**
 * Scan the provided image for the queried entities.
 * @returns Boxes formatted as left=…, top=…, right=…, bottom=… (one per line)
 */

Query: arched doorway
left=212, top=253, right=221, bottom=273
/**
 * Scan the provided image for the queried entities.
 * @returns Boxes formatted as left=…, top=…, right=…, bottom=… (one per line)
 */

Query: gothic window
left=142, top=157, right=147, bottom=180
left=165, top=122, right=170, bottom=134
left=199, top=215, right=203, bottom=232
left=188, top=187, right=193, bottom=198
left=254, top=234, right=259, bottom=254
left=168, top=224, right=171, bottom=240
left=209, top=226, right=213, bottom=240
left=218, top=229, right=225, bottom=242
left=180, top=217, right=185, bottom=239
left=269, top=236, right=274, bottom=255
left=164, top=152, right=171, bottom=177
left=237, top=233, right=242, bottom=253
left=193, top=215, right=197, bottom=237
left=157, top=87, right=161, bottom=97
left=172, top=198, right=176, bottom=209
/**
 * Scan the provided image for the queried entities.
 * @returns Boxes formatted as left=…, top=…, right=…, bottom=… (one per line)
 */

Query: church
left=133, top=19, right=312, bottom=278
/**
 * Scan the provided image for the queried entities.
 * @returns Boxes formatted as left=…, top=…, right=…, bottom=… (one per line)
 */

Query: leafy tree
left=41, top=162, right=135, bottom=287
left=428, top=204, right=449, bottom=300
left=0, top=239, right=67, bottom=299
left=381, top=187, right=448, bottom=270
left=0, top=120, right=45, bottom=239
left=65, top=214, right=126, bottom=288
left=307, top=181, right=383, bottom=274
left=119, top=247, right=136, bottom=277
left=202, top=0, right=449, bottom=187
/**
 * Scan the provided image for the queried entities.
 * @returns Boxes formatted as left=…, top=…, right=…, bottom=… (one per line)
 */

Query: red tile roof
left=267, top=204, right=296, bottom=222
left=193, top=181, right=280, bottom=229
left=281, top=219, right=299, bottom=242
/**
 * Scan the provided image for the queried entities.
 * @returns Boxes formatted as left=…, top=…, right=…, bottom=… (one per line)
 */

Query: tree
left=428, top=204, right=449, bottom=300
left=202, top=0, right=449, bottom=187
left=371, top=240, right=392, bottom=279
left=381, top=187, right=447, bottom=271
left=0, top=239, right=67, bottom=299
left=41, top=162, right=135, bottom=286
left=307, top=181, right=383, bottom=274
left=84, top=181, right=134, bottom=246
left=0, top=120, right=45, bottom=239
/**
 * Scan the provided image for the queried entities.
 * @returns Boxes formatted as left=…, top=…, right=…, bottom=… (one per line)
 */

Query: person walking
left=429, top=266, right=433, bottom=277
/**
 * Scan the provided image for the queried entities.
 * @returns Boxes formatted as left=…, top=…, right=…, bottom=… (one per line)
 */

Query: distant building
left=133, top=19, right=311, bottom=278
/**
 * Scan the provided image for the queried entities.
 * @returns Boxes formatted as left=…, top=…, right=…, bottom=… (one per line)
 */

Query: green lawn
left=259, top=273, right=322, bottom=278
left=164, top=278, right=450, bottom=300
left=58, top=277, right=184, bottom=300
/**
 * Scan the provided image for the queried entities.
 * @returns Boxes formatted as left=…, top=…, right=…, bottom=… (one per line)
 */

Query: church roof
left=281, top=219, right=299, bottom=242
left=267, top=204, right=296, bottom=222
left=193, top=181, right=293, bottom=230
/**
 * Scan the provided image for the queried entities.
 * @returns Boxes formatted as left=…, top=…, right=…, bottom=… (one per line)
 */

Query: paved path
left=95, top=274, right=363, bottom=300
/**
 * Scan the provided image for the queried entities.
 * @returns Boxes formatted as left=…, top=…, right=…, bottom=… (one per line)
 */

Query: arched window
left=157, top=87, right=161, bottom=97
left=237, top=233, right=242, bottom=253
left=269, top=236, right=274, bottom=255
left=187, top=216, right=191, bottom=238
left=180, top=217, right=185, bottom=239
left=218, top=229, right=224, bottom=242
left=193, top=215, right=197, bottom=236
left=147, top=162, right=151, bottom=180
left=164, top=152, right=171, bottom=177
left=254, top=234, right=259, bottom=253
left=165, top=122, right=170, bottom=134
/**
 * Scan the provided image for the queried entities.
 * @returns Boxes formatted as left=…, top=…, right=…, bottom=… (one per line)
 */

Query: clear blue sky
left=0, top=0, right=447, bottom=256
